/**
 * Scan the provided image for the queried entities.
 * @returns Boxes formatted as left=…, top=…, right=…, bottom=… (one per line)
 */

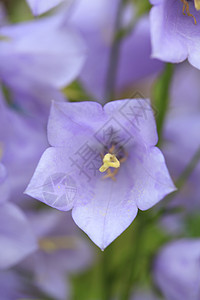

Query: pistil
left=99, top=144, right=127, bottom=181
left=195, top=0, right=200, bottom=10
left=99, top=153, right=120, bottom=173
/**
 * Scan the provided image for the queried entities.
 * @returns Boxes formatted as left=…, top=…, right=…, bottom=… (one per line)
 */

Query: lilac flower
left=19, top=210, right=92, bottom=300
left=154, top=239, right=200, bottom=300
left=0, top=202, right=37, bottom=269
left=0, top=9, right=86, bottom=117
left=26, top=0, right=66, bottom=16
left=26, top=99, right=176, bottom=249
left=150, top=0, right=200, bottom=69
left=70, top=0, right=163, bottom=101
left=0, top=94, right=38, bottom=269
left=0, top=13, right=86, bottom=89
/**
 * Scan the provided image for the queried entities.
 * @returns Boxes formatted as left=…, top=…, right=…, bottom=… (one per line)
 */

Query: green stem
left=153, top=63, right=174, bottom=145
left=119, top=147, right=200, bottom=298
left=119, top=214, right=146, bottom=300
left=176, top=146, right=200, bottom=189
left=101, top=251, right=112, bottom=300
left=105, top=0, right=125, bottom=102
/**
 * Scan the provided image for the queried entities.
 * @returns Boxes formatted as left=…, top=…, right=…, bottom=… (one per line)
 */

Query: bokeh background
left=0, top=0, right=200, bottom=299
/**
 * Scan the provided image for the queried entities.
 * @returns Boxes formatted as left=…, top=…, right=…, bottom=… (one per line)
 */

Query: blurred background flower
left=154, top=239, right=200, bottom=300
left=150, top=0, right=200, bottom=69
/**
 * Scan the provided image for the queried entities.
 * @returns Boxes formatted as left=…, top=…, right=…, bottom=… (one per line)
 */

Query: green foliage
left=186, top=213, right=200, bottom=237
left=71, top=211, right=170, bottom=300
left=132, top=0, right=152, bottom=18
left=152, top=63, right=174, bottom=145
left=4, top=0, right=33, bottom=23
left=62, top=81, right=94, bottom=103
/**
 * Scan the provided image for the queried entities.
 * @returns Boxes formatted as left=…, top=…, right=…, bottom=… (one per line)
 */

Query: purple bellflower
left=0, top=88, right=47, bottom=202
left=0, top=86, right=41, bottom=272
left=154, top=239, right=200, bottom=300
left=25, top=99, right=176, bottom=249
left=19, top=210, right=92, bottom=300
left=162, top=62, right=200, bottom=210
left=0, top=101, right=38, bottom=269
left=70, top=0, right=163, bottom=101
left=150, top=0, right=200, bottom=69
left=0, top=10, right=86, bottom=117
left=0, top=202, right=37, bottom=269
left=0, top=13, right=86, bottom=89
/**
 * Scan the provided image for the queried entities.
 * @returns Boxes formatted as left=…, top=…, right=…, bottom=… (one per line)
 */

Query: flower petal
left=48, top=101, right=106, bottom=147
left=0, top=203, right=37, bottom=269
left=25, top=147, right=79, bottom=211
left=154, top=239, right=200, bottom=300
left=72, top=164, right=138, bottom=250
left=132, top=147, right=176, bottom=211
left=0, top=14, right=86, bottom=89
left=150, top=0, right=188, bottom=63
left=104, top=99, right=158, bottom=146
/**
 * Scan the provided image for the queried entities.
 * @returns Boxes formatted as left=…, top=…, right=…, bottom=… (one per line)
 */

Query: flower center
left=195, top=0, right=200, bottom=10
left=99, top=153, right=120, bottom=173
left=181, top=0, right=200, bottom=24
left=99, top=143, right=127, bottom=181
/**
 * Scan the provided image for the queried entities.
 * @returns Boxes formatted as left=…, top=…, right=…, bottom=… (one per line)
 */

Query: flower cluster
left=0, top=0, right=200, bottom=299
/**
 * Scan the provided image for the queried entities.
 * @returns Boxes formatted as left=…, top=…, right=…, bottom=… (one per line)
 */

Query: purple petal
left=0, top=203, right=37, bottom=269
left=150, top=0, right=200, bottom=69
left=26, top=99, right=175, bottom=249
left=72, top=163, right=138, bottom=250
left=132, top=147, right=176, bottom=211
left=25, top=147, right=79, bottom=211
left=48, top=101, right=106, bottom=147
left=154, top=239, right=200, bottom=300
left=31, top=252, right=70, bottom=300
left=0, top=98, right=47, bottom=202
left=48, top=99, right=158, bottom=148
left=0, top=13, right=86, bottom=89
left=20, top=210, right=93, bottom=299
left=116, top=16, right=163, bottom=92
left=71, top=0, right=163, bottom=101
left=104, top=99, right=158, bottom=146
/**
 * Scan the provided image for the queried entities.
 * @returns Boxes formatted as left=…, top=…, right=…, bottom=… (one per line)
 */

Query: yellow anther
left=194, top=0, right=200, bottom=10
left=99, top=153, right=120, bottom=173
left=181, top=0, right=197, bottom=24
